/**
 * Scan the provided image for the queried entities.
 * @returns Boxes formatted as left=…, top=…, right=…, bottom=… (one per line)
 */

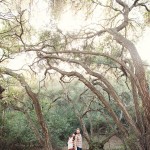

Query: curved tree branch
left=45, top=64, right=129, bottom=135
left=0, top=67, right=53, bottom=150
left=42, top=54, right=141, bottom=137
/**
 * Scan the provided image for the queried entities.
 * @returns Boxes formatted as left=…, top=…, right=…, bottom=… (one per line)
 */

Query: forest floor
left=29, top=135, right=123, bottom=150
left=104, top=136, right=123, bottom=150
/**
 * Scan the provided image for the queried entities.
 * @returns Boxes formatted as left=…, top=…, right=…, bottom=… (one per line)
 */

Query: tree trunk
left=0, top=68, right=53, bottom=150
left=78, top=116, right=91, bottom=143
left=24, top=111, right=44, bottom=146
left=25, top=88, right=52, bottom=150
left=108, top=29, right=150, bottom=150
left=128, top=60, right=144, bottom=133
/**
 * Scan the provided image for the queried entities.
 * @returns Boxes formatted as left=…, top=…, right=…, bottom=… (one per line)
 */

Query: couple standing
left=68, top=128, right=82, bottom=150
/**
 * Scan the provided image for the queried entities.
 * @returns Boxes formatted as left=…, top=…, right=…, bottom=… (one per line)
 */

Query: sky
left=3, top=0, right=150, bottom=70
left=31, top=1, right=150, bottom=64
left=136, top=27, right=150, bottom=64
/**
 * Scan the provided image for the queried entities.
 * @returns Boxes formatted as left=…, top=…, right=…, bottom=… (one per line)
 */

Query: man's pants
left=77, top=147, right=82, bottom=150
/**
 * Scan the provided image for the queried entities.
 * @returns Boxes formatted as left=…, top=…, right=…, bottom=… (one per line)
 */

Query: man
left=75, top=128, right=82, bottom=150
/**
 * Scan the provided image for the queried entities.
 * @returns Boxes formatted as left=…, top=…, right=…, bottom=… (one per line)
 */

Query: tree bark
left=78, top=116, right=91, bottom=143
left=107, top=29, right=150, bottom=150
left=0, top=67, right=53, bottom=150
left=128, top=60, right=144, bottom=132
left=24, top=111, right=44, bottom=146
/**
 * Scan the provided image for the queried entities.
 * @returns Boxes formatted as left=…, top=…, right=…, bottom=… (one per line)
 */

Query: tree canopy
left=0, top=0, right=150, bottom=150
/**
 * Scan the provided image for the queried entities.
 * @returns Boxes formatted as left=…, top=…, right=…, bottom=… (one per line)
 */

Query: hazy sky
left=136, top=27, right=150, bottom=64
left=30, top=0, right=150, bottom=63
left=4, top=0, right=150, bottom=70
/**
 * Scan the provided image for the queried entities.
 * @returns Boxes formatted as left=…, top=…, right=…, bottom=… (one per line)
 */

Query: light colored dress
left=68, top=137, right=74, bottom=150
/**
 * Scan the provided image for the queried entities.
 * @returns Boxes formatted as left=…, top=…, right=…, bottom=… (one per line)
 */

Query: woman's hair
left=73, top=132, right=76, bottom=140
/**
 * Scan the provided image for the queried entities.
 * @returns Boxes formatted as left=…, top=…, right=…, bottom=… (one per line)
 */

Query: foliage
left=0, top=0, right=150, bottom=149
left=0, top=110, right=37, bottom=149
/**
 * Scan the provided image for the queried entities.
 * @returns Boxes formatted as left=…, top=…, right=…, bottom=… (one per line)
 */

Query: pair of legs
left=77, top=147, right=82, bottom=150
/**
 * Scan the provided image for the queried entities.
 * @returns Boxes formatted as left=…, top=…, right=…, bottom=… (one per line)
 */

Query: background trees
left=0, top=0, right=150, bottom=149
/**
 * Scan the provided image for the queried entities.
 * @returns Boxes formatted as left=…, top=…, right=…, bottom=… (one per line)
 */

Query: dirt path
left=104, top=136, right=123, bottom=150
